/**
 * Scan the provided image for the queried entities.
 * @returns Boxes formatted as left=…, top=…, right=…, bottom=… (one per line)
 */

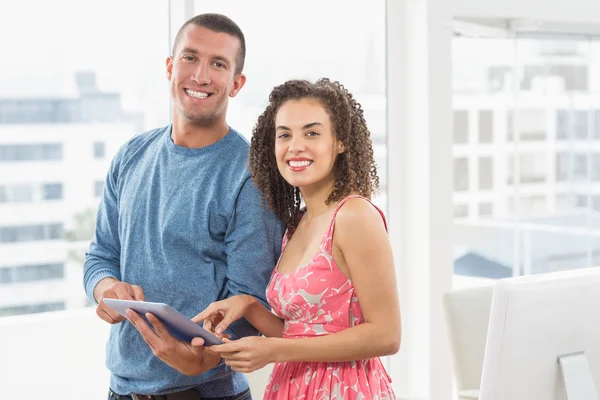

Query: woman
left=193, top=78, right=400, bottom=399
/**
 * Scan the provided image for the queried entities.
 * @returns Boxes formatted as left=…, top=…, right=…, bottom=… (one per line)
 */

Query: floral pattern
left=263, top=196, right=396, bottom=400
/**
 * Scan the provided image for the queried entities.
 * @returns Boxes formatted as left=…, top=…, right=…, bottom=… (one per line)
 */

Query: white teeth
left=289, top=160, right=312, bottom=167
left=185, top=89, right=209, bottom=99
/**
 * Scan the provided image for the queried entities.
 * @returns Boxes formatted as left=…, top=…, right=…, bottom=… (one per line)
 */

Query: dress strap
left=322, top=195, right=387, bottom=253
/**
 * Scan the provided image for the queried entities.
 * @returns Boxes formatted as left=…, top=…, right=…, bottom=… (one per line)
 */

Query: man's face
left=166, top=25, right=246, bottom=125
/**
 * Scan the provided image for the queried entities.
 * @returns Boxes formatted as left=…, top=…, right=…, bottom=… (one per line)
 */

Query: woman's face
left=274, top=98, right=344, bottom=191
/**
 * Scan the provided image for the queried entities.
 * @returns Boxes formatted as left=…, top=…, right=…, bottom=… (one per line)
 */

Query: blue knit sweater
left=83, top=125, right=284, bottom=396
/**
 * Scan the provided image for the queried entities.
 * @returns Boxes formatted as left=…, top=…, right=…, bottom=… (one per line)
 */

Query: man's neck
left=171, top=117, right=230, bottom=149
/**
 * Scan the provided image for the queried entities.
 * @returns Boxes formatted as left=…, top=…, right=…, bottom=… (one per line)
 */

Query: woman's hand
left=211, top=336, right=277, bottom=373
left=193, top=295, right=256, bottom=335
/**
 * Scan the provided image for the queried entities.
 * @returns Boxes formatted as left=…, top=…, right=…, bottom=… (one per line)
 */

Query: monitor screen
left=479, top=267, right=600, bottom=400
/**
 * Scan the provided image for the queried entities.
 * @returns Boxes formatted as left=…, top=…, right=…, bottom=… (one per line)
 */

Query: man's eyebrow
left=179, top=48, right=231, bottom=63
left=179, top=47, right=199, bottom=54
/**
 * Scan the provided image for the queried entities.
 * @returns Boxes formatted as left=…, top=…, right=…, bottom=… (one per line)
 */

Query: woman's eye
left=306, top=131, right=320, bottom=137
left=277, top=133, right=290, bottom=139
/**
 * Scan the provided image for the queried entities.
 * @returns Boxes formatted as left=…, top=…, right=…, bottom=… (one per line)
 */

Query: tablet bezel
left=102, top=298, right=223, bottom=346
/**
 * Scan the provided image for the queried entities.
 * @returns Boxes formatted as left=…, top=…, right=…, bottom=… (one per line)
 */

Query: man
left=83, top=13, right=284, bottom=400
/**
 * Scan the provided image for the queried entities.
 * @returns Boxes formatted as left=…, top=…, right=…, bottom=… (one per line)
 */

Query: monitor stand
left=558, top=351, right=598, bottom=400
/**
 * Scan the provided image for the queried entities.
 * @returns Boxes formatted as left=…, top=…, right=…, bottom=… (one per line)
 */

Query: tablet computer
left=103, top=298, right=223, bottom=346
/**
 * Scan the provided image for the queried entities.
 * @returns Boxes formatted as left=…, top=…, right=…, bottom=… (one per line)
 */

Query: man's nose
left=191, top=63, right=211, bottom=85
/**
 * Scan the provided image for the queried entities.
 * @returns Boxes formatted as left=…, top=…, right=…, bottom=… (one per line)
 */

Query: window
left=0, top=0, right=169, bottom=319
left=191, top=0, right=387, bottom=209
left=11, top=185, right=33, bottom=203
left=42, top=183, right=63, bottom=201
left=557, top=109, right=589, bottom=140
left=453, top=36, right=600, bottom=286
left=93, top=142, right=105, bottom=159
left=0, top=302, right=65, bottom=317
left=454, top=158, right=469, bottom=191
left=0, top=144, right=62, bottom=162
left=478, top=203, right=493, bottom=216
left=519, top=153, right=547, bottom=183
left=0, top=224, right=63, bottom=243
left=0, top=263, right=64, bottom=284
left=454, top=110, right=469, bottom=144
left=478, top=157, right=493, bottom=190
left=454, top=204, right=469, bottom=218
left=557, top=152, right=588, bottom=182
left=593, top=154, right=600, bottom=181
left=517, top=110, right=546, bottom=141
left=478, top=110, right=493, bottom=143
left=0, top=268, right=11, bottom=284
left=14, top=263, right=64, bottom=283
left=94, top=181, right=104, bottom=198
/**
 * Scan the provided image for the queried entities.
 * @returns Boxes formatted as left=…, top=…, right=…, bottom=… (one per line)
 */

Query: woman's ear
left=338, top=142, right=345, bottom=154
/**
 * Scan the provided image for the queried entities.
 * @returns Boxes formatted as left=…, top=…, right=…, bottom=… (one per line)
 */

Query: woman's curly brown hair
left=249, top=78, right=379, bottom=228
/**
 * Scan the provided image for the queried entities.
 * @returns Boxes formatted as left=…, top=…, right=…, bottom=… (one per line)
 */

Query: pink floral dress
left=263, top=195, right=396, bottom=400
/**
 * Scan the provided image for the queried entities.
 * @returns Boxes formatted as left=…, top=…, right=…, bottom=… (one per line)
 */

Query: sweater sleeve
left=222, top=177, right=285, bottom=339
left=82, top=149, right=123, bottom=304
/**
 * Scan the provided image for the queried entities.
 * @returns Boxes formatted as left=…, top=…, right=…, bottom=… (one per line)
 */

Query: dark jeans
left=108, top=388, right=252, bottom=400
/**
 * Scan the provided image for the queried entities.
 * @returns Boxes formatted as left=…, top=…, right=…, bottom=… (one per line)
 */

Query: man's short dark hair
left=172, top=13, right=246, bottom=75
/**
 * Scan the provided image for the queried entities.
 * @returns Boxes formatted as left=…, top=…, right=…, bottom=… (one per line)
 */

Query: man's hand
left=126, top=310, right=222, bottom=376
left=94, top=278, right=145, bottom=324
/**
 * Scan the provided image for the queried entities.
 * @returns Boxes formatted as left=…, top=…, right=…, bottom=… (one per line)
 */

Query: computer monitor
left=479, top=267, right=600, bottom=400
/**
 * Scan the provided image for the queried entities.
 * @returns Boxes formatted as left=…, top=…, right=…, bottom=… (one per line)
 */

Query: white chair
left=442, top=285, right=494, bottom=400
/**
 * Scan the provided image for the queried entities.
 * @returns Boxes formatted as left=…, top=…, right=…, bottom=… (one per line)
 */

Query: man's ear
left=166, top=56, right=173, bottom=81
left=229, top=73, right=247, bottom=97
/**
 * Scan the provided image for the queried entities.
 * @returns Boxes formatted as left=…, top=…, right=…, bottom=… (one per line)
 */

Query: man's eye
left=183, top=55, right=196, bottom=62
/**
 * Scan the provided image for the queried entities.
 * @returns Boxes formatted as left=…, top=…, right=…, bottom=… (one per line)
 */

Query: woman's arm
left=270, top=198, right=401, bottom=362
left=193, top=295, right=285, bottom=338
left=214, top=198, right=401, bottom=367
left=244, top=299, right=285, bottom=338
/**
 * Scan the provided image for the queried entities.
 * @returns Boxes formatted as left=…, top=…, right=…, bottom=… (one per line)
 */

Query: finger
left=215, top=315, right=235, bottom=335
left=97, top=306, right=124, bottom=324
left=219, top=351, right=242, bottom=360
left=191, top=337, right=205, bottom=347
left=203, top=319, right=214, bottom=332
left=98, top=302, right=125, bottom=323
left=211, top=342, right=240, bottom=353
left=192, top=305, right=216, bottom=324
left=131, top=285, right=145, bottom=301
left=145, top=313, right=173, bottom=340
left=126, top=309, right=160, bottom=345
left=114, top=284, right=135, bottom=300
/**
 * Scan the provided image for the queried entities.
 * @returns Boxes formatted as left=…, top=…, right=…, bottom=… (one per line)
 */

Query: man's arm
left=83, top=150, right=145, bottom=323
left=83, top=154, right=122, bottom=303
left=223, top=177, right=285, bottom=339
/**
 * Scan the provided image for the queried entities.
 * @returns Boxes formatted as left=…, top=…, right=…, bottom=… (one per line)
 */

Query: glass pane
left=453, top=35, right=600, bottom=287
left=0, top=0, right=169, bottom=317
left=192, top=0, right=387, bottom=210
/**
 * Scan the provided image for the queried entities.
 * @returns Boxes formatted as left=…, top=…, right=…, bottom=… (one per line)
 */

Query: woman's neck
left=300, top=180, right=337, bottom=221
